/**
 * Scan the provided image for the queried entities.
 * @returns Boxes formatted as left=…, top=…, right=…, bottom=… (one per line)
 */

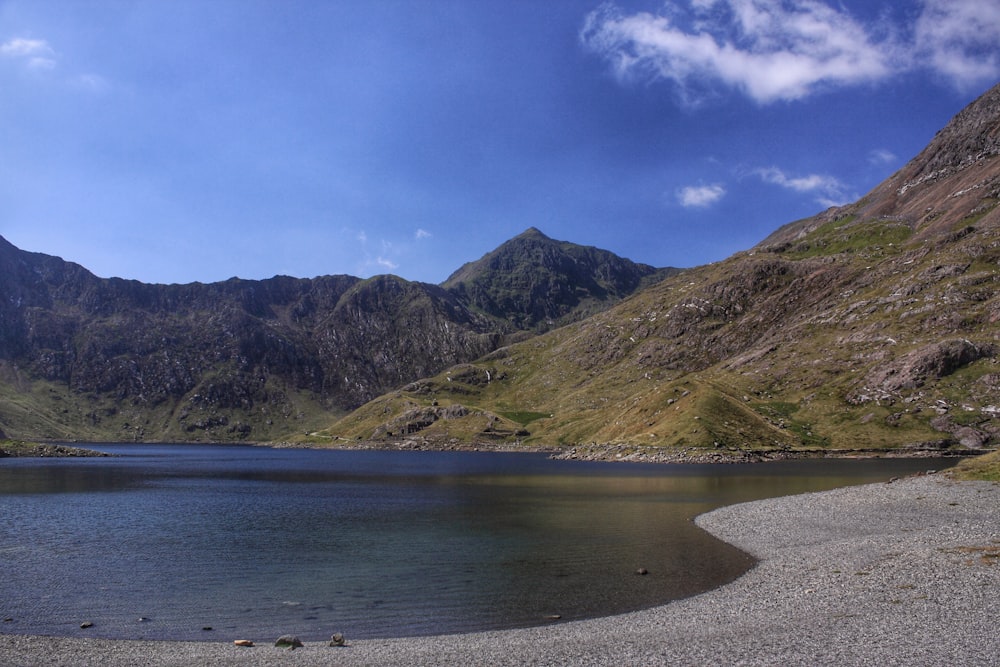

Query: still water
left=0, top=444, right=948, bottom=641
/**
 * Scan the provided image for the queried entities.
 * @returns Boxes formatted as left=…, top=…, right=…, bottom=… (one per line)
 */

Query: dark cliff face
left=0, top=229, right=664, bottom=441
left=313, top=275, right=501, bottom=408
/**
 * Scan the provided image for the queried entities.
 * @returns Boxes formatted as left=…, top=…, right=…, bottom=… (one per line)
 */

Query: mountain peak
left=515, top=227, right=550, bottom=241
left=442, top=229, right=675, bottom=331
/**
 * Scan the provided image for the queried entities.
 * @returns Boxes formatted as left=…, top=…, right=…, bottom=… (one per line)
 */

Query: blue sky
left=2, top=0, right=999, bottom=285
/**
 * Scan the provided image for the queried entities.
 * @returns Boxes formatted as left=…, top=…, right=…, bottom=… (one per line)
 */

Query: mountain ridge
left=0, top=226, right=673, bottom=441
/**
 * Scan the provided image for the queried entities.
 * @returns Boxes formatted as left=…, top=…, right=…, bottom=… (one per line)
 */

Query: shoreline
left=267, top=437, right=984, bottom=464
left=30, top=435, right=983, bottom=464
left=2, top=472, right=998, bottom=665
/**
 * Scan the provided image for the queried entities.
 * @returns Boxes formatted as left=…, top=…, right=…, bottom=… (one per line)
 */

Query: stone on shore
left=274, top=634, right=303, bottom=649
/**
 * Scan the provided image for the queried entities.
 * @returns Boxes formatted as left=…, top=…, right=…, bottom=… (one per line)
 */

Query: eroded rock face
left=372, top=404, right=471, bottom=438
left=898, top=83, right=1000, bottom=193
left=863, top=339, right=996, bottom=394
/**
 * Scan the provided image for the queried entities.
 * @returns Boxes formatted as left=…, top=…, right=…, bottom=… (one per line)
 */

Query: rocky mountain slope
left=0, top=230, right=668, bottom=441
left=323, top=82, right=1000, bottom=459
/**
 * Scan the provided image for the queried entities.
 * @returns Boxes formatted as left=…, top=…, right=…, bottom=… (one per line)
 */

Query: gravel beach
left=3, top=473, right=997, bottom=666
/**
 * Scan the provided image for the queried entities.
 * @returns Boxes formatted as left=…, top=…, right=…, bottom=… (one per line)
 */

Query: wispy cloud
left=868, top=148, right=897, bottom=166
left=415, top=228, right=432, bottom=240
left=2, top=37, right=108, bottom=93
left=754, top=166, right=848, bottom=207
left=581, top=0, right=894, bottom=104
left=914, top=0, right=1000, bottom=90
left=376, top=257, right=398, bottom=271
left=72, top=73, right=110, bottom=93
left=678, top=183, right=726, bottom=207
left=581, top=0, right=1000, bottom=105
left=1, top=37, right=56, bottom=70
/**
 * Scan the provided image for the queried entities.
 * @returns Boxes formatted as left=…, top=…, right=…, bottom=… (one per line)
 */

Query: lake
left=0, top=444, right=949, bottom=641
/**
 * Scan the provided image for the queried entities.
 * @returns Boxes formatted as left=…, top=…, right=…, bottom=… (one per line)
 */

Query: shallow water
left=0, top=444, right=948, bottom=641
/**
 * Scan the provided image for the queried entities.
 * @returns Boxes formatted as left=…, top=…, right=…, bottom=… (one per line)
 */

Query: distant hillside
left=322, top=82, right=1000, bottom=460
left=0, top=228, right=670, bottom=442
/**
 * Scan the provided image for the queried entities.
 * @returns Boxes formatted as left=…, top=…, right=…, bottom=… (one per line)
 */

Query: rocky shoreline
left=2, top=472, right=997, bottom=666
left=0, top=440, right=109, bottom=458
left=7, top=434, right=980, bottom=464
left=281, top=436, right=979, bottom=465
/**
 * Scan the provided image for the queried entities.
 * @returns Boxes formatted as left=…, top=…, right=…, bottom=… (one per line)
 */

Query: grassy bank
left=949, top=450, right=1000, bottom=481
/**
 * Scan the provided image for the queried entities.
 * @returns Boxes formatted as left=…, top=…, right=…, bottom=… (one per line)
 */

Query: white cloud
left=581, top=0, right=1000, bottom=105
left=376, top=256, right=398, bottom=271
left=755, top=166, right=848, bottom=206
left=678, top=183, right=726, bottom=207
left=581, top=0, right=895, bottom=104
left=1, top=37, right=50, bottom=57
left=1, top=37, right=56, bottom=70
left=415, top=228, right=432, bottom=240
left=914, top=0, right=1000, bottom=90
left=868, top=149, right=897, bottom=166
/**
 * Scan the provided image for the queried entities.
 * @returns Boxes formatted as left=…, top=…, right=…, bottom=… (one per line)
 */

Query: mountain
left=442, top=227, right=678, bottom=332
left=0, top=229, right=669, bottom=442
left=322, top=82, right=1000, bottom=460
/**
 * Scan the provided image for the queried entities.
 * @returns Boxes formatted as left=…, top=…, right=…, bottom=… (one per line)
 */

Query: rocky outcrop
left=372, top=404, right=471, bottom=438
left=852, top=339, right=996, bottom=401
left=0, top=441, right=108, bottom=457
